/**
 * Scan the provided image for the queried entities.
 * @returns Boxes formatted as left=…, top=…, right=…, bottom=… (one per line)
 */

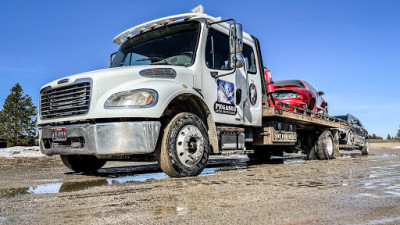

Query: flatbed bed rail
left=262, top=102, right=350, bottom=130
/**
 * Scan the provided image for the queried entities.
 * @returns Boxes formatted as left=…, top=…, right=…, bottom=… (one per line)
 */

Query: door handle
left=236, top=89, right=242, bottom=105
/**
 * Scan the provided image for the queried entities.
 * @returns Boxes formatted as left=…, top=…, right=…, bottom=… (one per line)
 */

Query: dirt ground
left=1, top=142, right=400, bottom=224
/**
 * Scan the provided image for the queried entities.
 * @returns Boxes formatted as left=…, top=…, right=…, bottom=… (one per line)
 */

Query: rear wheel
left=302, top=137, right=317, bottom=160
left=347, top=130, right=355, bottom=146
left=316, top=130, right=334, bottom=160
left=361, top=138, right=370, bottom=155
left=156, top=113, right=209, bottom=177
left=60, top=155, right=106, bottom=173
left=306, top=147, right=318, bottom=160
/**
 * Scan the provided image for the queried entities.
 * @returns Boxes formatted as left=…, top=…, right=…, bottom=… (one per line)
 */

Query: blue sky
left=0, top=0, right=399, bottom=138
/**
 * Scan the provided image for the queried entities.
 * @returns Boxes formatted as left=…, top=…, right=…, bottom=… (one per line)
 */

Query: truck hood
left=38, top=65, right=194, bottom=124
left=40, top=65, right=194, bottom=91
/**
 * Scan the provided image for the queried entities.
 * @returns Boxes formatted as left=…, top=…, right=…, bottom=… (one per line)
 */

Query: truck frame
left=38, top=6, right=368, bottom=177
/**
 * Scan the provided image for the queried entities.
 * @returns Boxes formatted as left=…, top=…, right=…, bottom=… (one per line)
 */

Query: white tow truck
left=38, top=6, right=366, bottom=177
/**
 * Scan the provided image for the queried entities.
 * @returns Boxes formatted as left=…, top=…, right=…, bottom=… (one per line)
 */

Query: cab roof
left=113, top=5, right=254, bottom=45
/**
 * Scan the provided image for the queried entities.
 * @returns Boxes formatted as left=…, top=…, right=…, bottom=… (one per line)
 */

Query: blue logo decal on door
left=214, top=79, right=237, bottom=115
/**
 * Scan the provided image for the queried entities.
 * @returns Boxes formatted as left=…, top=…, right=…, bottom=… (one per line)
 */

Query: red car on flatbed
left=271, top=79, right=328, bottom=114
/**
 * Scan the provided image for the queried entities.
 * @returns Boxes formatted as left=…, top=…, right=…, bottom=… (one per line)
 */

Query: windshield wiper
left=136, top=56, right=169, bottom=65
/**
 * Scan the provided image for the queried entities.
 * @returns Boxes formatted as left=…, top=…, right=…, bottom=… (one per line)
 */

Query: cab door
left=201, top=28, right=244, bottom=125
left=241, top=43, right=262, bottom=126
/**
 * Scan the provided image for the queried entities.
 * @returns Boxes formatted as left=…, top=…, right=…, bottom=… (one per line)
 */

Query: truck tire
left=157, top=113, right=209, bottom=177
left=247, top=147, right=272, bottom=162
left=316, top=130, right=334, bottom=160
left=306, top=144, right=318, bottom=160
left=302, top=137, right=317, bottom=160
left=361, top=138, right=370, bottom=155
left=60, top=155, right=106, bottom=173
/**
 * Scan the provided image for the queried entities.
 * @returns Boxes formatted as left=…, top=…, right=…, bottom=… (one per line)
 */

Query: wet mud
left=1, top=148, right=400, bottom=224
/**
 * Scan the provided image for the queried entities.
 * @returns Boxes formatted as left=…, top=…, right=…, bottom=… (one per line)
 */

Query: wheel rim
left=176, top=125, right=205, bottom=167
left=326, top=137, right=333, bottom=156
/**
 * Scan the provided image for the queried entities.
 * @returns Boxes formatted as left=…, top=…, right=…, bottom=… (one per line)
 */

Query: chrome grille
left=40, top=80, right=91, bottom=119
left=139, top=68, right=176, bottom=78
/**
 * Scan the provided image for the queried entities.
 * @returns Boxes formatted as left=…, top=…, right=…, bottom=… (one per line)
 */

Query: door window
left=243, top=44, right=257, bottom=74
left=205, top=29, right=232, bottom=70
left=206, top=29, right=257, bottom=74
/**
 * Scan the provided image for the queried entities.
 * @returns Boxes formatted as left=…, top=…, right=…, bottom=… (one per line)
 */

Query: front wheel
left=361, top=139, right=370, bottom=155
left=156, top=113, right=210, bottom=177
left=60, top=155, right=106, bottom=173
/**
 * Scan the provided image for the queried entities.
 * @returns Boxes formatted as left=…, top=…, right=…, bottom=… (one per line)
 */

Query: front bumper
left=39, top=121, right=161, bottom=156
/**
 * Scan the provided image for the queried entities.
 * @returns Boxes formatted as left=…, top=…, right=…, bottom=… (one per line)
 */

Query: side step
left=220, top=149, right=253, bottom=156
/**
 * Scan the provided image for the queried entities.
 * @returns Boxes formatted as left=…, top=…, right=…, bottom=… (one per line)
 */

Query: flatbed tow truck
left=38, top=6, right=367, bottom=177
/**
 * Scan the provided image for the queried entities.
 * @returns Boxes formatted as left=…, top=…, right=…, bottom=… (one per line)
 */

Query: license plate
left=273, top=131, right=297, bottom=142
left=52, top=128, right=67, bottom=141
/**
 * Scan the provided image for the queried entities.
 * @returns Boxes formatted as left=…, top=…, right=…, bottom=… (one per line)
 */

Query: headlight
left=105, top=89, right=158, bottom=108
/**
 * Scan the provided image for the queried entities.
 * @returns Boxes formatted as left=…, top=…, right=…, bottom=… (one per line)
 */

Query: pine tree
left=368, top=134, right=383, bottom=139
left=387, top=134, right=392, bottom=140
left=396, top=125, right=400, bottom=140
left=0, top=83, right=37, bottom=146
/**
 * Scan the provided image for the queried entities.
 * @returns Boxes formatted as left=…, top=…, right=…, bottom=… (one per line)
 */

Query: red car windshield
left=272, top=90, right=300, bottom=99
left=274, top=80, right=305, bottom=88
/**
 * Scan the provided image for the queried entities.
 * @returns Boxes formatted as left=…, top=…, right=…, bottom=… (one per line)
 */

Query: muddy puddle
left=353, top=160, right=400, bottom=199
left=0, top=168, right=226, bottom=198
left=339, top=152, right=398, bottom=159
left=0, top=155, right=307, bottom=198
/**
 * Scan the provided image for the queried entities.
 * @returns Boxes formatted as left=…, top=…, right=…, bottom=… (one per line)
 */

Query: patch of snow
left=0, top=146, right=45, bottom=158
left=393, top=146, right=400, bottom=149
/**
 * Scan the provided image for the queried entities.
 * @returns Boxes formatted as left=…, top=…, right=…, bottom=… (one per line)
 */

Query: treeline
left=0, top=83, right=37, bottom=147
left=369, top=126, right=400, bottom=140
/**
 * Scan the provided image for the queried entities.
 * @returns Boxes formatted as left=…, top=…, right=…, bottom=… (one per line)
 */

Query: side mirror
left=235, top=59, right=244, bottom=68
left=229, top=23, right=244, bottom=68
left=229, top=23, right=243, bottom=54
left=110, top=52, right=117, bottom=67
left=317, top=91, right=324, bottom=96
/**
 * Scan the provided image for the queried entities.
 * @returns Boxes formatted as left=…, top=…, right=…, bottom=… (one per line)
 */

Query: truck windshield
left=111, top=22, right=200, bottom=68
